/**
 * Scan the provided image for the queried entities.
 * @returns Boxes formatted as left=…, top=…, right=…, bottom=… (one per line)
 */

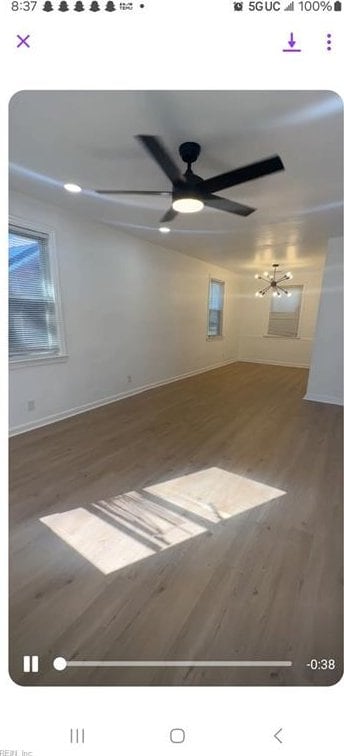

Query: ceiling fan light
left=172, top=197, right=204, bottom=213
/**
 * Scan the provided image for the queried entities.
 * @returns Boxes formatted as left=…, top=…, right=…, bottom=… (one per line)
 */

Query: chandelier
left=255, top=263, right=293, bottom=297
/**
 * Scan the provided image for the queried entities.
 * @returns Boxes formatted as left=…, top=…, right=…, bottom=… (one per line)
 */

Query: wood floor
left=9, top=362, right=343, bottom=686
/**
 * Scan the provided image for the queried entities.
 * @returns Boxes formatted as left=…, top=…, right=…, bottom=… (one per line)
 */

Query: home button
left=170, top=728, right=186, bottom=744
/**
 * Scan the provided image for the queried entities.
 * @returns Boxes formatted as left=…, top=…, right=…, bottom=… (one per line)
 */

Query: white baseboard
left=304, top=392, right=344, bottom=406
left=9, top=358, right=237, bottom=436
left=238, top=358, right=310, bottom=369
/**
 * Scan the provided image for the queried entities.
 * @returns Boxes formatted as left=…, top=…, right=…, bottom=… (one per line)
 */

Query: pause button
left=23, top=655, right=39, bottom=673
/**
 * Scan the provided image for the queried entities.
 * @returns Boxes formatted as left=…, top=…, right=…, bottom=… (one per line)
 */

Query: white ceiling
left=9, top=90, right=343, bottom=273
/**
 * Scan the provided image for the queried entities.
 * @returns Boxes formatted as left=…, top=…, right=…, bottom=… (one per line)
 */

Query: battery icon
left=334, top=0, right=342, bottom=9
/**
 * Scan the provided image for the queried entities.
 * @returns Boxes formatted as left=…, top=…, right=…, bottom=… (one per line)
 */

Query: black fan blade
left=201, top=155, right=284, bottom=195
left=95, top=190, right=171, bottom=196
left=136, top=135, right=185, bottom=185
left=160, top=207, right=178, bottom=223
left=204, top=194, right=255, bottom=217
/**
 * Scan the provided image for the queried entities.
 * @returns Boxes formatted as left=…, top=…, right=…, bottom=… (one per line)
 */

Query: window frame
left=207, top=277, right=225, bottom=340
left=264, top=284, right=304, bottom=339
left=9, top=216, right=67, bottom=368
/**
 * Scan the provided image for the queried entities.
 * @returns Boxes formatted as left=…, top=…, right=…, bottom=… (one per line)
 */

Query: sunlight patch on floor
left=40, top=467, right=286, bottom=575
left=145, top=467, right=283, bottom=519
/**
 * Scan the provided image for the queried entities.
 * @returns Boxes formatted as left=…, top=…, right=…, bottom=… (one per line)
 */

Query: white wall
left=237, top=267, right=324, bottom=368
left=305, top=237, right=343, bottom=405
left=9, top=191, right=241, bottom=434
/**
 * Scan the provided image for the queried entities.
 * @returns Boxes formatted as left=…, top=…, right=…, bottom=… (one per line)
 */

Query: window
left=207, top=278, right=225, bottom=338
left=9, top=224, right=64, bottom=362
left=267, top=285, right=303, bottom=338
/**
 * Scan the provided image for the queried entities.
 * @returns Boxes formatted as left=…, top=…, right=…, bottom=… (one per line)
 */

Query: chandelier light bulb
left=263, top=271, right=269, bottom=277
left=254, top=274, right=260, bottom=280
left=286, top=272, right=293, bottom=279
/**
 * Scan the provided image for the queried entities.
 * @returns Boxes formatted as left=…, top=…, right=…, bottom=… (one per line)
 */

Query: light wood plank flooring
left=9, top=362, right=343, bottom=685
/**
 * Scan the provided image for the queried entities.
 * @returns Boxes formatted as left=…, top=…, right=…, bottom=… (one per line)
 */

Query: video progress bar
left=54, top=658, right=292, bottom=669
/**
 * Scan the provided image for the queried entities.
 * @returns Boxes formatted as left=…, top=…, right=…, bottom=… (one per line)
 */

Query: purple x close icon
left=17, top=34, right=30, bottom=48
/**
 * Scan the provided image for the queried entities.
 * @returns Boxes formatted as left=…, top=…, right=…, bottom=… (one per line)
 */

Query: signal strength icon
left=284, top=1, right=294, bottom=8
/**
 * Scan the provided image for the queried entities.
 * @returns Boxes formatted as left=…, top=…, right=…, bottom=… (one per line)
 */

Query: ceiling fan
left=95, top=135, right=285, bottom=224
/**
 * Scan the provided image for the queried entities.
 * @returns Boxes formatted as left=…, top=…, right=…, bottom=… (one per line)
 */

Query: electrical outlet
left=27, top=400, right=35, bottom=411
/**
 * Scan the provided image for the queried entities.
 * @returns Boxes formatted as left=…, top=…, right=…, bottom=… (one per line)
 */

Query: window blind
left=267, top=285, right=303, bottom=338
left=9, top=226, right=59, bottom=359
left=208, top=279, right=225, bottom=337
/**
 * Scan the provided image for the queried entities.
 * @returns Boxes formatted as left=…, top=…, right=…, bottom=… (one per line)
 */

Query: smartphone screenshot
left=1, top=0, right=343, bottom=752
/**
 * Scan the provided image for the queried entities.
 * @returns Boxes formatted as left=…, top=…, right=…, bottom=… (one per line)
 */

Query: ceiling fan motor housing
left=173, top=176, right=203, bottom=202
left=173, top=142, right=204, bottom=202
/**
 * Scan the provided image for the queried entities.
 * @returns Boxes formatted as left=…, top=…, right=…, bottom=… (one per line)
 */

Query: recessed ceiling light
left=64, top=183, right=82, bottom=193
left=159, top=226, right=171, bottom=234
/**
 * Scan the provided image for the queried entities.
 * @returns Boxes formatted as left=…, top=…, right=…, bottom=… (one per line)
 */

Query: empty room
left=9, top=90, right=343, bottom=686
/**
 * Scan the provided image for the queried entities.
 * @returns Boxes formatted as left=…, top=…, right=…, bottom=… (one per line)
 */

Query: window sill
left=263, top=335, right=300, bottom=339
left=9, top=354, right=68, bottom=369
left=206, top=335, right=224, bottom=341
